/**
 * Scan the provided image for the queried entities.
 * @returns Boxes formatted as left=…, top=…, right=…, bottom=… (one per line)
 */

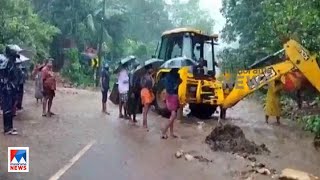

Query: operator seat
left=192, top=58, right=215, bottom=80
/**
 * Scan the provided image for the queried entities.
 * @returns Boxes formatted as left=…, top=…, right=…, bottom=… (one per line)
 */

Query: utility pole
left=95, top=0, right=106, bottom=87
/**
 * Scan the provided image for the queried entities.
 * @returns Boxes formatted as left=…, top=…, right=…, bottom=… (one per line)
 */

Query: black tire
left=153, top=78, right=171, bottom=118
left=189, top=103, right=216, bottom=119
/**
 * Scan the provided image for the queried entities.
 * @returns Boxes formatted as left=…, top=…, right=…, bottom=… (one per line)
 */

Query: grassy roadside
left=249, top=90, right=320, bottom=137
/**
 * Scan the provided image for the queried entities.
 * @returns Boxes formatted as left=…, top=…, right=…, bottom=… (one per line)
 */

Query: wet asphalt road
left=0, top=84, right=319, bottom=180
left=0, top=86, right=222, bottom=180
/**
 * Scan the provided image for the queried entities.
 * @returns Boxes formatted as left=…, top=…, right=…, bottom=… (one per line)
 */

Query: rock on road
left=0, top=83, right=319, bottom=180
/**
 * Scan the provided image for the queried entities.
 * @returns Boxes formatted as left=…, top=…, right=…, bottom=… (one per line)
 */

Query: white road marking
left=48, top=140, right=96, bottom=180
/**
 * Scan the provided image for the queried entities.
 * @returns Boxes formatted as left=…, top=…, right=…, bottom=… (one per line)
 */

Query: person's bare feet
left=46, top=112, right=55, bottom=117
left=143, top=125, right=149, bottom=132
left=161, top=134, right=168, bottom=139
left=160, top=129, right=168, bottom=139
left=170, top=133, right=178, bottom=138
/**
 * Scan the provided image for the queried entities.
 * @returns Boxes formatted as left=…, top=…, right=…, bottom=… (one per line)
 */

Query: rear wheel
left=189, top=103, right=216, bottom=119
left=154, top=78, right=171, bottom=118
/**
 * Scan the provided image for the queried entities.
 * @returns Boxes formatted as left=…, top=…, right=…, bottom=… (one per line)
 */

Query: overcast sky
left=199, top=0, right=225, bottom=33
left=177, top=0, right=226, bottom=33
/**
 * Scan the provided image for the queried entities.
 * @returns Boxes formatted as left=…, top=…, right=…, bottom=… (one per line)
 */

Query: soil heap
left=205, top=124, right=270, bottom=155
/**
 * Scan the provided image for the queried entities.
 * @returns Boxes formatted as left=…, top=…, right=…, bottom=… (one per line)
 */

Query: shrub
left=61, top=48, right=95, bottom=87
left=301, top=115, right=320, bottom=136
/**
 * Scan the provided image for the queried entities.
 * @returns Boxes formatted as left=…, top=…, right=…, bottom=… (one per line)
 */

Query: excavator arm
left=221, top=39, right=320, bottom=109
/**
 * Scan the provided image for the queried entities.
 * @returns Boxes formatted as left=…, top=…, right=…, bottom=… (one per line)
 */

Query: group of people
left=32, top=59, right=56, bottom=117
left=0, top=45, right=56, bottom=136
left=0, top=46, right=27, bottom=135
left=100, top=61, right=181, bottom=139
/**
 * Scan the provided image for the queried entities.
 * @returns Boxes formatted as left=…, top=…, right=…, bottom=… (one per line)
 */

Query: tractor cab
left=152, top=28, right=222, bottom=119
left=155, top=28, right=219, bottom=77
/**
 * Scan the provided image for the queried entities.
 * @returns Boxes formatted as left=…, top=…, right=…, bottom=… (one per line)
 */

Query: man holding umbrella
left=7, top=45, right=30, bottom=114
left=15, top=62, right=27, bottom=111
left=0, top=46, right=20, bottom=135
left=100, top=63, right=110, bottom=114
left=117, top=64, right=130, bottom=119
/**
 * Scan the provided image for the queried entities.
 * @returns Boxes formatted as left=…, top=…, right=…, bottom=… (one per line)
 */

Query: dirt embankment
left=205, top=124, right=270, bottom=155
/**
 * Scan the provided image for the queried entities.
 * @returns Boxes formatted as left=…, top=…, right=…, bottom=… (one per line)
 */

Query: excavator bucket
left=284, top=40, right=320, bottom=92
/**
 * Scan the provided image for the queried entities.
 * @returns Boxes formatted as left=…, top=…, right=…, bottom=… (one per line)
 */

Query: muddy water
left=0, top=82, right=319, bottom=180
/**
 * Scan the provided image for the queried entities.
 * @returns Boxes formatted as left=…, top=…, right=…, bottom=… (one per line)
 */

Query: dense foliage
left=61, top=49, right=95, bottom=87
left=2, top=0, right=210, bottom=85
left=219, top=0, right=320, bottom=72
left=0, top=0, right=214, bottom=86
left=0, top=0, right=59, bottom=59
left=303, top=115, right=320, bottom=137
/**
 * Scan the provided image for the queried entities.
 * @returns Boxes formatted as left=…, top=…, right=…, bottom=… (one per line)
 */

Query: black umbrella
left=133, top=58, right=164, bottom=77
left=0, top=54, right=9, bottom=70
left=143, top=58, right=164, bottom=68
left=160, top=57, right=197, bottom=69
left=114, top=56, right=138, bottom=74
left=7, top=44, right=33, bottom=63
left=120, top=55, right=136, bottom=65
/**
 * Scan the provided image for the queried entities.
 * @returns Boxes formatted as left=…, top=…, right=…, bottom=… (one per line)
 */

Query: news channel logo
left=8, top=147, right=29, bottom=172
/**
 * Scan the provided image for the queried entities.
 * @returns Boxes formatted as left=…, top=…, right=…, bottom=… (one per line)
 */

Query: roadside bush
left=61, top=48, right=95, bottom=87
left=302, top=115, right=320, bottom=136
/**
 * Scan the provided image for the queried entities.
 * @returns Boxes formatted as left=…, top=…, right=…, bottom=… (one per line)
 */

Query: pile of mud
left=205, top=124, right=270, bottom=155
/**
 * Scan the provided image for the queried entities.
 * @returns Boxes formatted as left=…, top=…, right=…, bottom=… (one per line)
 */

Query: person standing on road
left=140, top=65, right=154, bottom=130
left=42, top=59, right=56, bottom=117
left=161, top=68, right=181, bottom=139
left=1, top=46, right=19, bottom=135
left=117, top=64, right=129, bottom=119
left=265, top=80, right=283, bottom=124
left=12, top=63, right=19, bottom=116
left=100, top=63, right=110, bottom=115
left=34, top=64, right=44, bottom=103
left=127, top=66, right=141, bottom=124
left=15, top=63, right=26, bottom=111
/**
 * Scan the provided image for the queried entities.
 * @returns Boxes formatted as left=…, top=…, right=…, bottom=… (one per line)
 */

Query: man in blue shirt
left=100, top=63, right=110, bottom=114
left=161, top=68, right=181, bottom=139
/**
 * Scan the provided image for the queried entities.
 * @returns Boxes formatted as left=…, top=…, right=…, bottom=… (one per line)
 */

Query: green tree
left=167, top=0, right=215, bottom=34
left=220, top=0, right=320, bottom=67
left=122, top=0, right=173, bottom=44
left=0, top=0, right=59, bottom=59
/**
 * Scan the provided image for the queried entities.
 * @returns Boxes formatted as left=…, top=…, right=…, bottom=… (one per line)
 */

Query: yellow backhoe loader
left=147, top=28, right=320, bottom=119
